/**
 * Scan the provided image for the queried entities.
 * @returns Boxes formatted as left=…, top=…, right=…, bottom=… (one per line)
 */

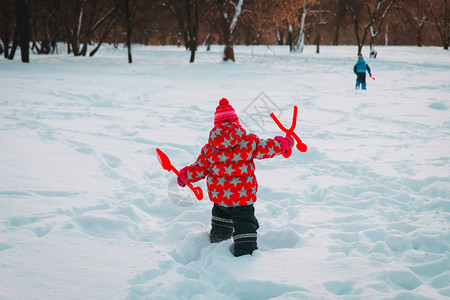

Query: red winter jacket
left=182, top=122, right=288, bottom=207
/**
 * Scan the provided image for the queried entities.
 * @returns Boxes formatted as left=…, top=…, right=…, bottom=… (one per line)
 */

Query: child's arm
left=252, top=136, right=294, bottom=160
left=178, top=146, right=210, bottom=186
left=366, top=64, right=372, bottom=76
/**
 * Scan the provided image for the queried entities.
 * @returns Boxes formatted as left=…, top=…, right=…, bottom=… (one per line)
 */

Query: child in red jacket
left=177, top=98, right=294, bottom=256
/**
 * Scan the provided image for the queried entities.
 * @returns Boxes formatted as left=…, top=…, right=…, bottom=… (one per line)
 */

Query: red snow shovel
left=270, top=106, right=307, bottom=158
left=156, top=148, right=203, bottom=201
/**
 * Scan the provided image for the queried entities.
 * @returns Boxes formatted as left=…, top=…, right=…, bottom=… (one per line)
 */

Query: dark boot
left=210, top=225, right=233, bottom=243
left=231, top=205, right=259, bottom=256
left=232, top=238, right=258, bottom=257
left=210, top=205, right=233, bottom=243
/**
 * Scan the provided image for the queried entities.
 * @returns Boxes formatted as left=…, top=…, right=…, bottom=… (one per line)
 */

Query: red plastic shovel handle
left=156, top=148, right=203, bottom=201
left=187, top=184, right=203, bottom=201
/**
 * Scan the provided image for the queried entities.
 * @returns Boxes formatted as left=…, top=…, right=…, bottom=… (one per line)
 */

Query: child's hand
left=177, top=166, right=189, bottom=187
left=177, top=177, right=186, bottom=187
left=286, top=136, right=295, bottom=150
left=275, top=136, right=295, bottom=154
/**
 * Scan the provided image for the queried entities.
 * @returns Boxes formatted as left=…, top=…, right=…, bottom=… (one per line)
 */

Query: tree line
left=1, top=0, right=449, bottom=63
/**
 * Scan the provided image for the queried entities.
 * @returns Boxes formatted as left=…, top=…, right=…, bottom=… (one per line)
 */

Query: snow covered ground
left=0, top=44, right=449, bottom=300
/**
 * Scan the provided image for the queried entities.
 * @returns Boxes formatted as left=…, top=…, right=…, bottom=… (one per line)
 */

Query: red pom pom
left=219, top=98, right=229, bottom=105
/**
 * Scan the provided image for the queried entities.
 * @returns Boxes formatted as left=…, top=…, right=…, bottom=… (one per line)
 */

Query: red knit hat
left=214, top=98, right=239, bottom=125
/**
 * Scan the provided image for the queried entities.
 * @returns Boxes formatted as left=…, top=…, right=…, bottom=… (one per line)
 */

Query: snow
left=1, top=44, right=449, bottom=299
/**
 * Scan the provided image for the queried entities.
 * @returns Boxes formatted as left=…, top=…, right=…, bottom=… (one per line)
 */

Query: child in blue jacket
left=354, top=54, right=372, bottom=90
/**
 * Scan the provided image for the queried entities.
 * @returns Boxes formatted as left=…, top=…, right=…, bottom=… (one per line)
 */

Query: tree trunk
left=90, top=41, right=103, bottom=57
left=417, top=25, right=423, bottom=47
left=171, top=5, right=189, bottom=49
left=333, top=25, right=340, bottom=46
left=8, top=29, right=18, bottom=60
left=351, top=15, right=363, bottom=55
left=385, top=24, right=388, bottom=46
left=80, top=41, right=88, bottom=56
left=40, top=24, right=51, bottom=54
left=9, top=0, right=30, bottom=62
left=432, top=0, right=449, bottom=50
left=69, top=0, right=86, bottom=56
left=67, top=40, right=72, bottom=54
left=125, top=0, right=132, bottom=63
left=357, top=41, right=363, bottom=56
left=293, top=6, right=307, bottom=53
left=370, top=43, right=377, bottom=58
left=1, top=0, right=11, bottom=58
left=204, top=33, right=212, bottom=51
left=18, top=0, right=30, bottom=62
left=316, top=0, right=323, bottom=54
left=445, top=2, right=449, bottom=50
left=334, top=0, right=344, bottom=45
left=315, top=33, right=320, bottom=53
left=276, top=26, right=283, bottom=45
left=218, top=0, right=235, bottom=62
left=288, top=24, right=293, bottom=52
left=90, top=18, right=118, bottom=57
left=445, top=0, right=449, bottom=50
left=186, top=0, right=198, bottom=63
left=189, top=43, right=196, bottom=63
left=223, top=44, right=235, bottom=62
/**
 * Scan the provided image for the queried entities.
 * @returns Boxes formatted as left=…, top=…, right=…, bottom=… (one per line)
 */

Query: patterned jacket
left=183, top=122, right=287, bottom=207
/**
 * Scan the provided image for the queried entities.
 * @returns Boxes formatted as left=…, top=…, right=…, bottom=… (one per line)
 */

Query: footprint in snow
left=102, top=153, right=122, bottom=168
left=260, top=228, right=305, bottom=251
left=129, top=261, right=174, bottom=285
left=323, top=280, right=356, bottom=296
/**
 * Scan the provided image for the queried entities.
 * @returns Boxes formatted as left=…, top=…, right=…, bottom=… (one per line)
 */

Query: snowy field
left=0, top=44, right=449, bottom=300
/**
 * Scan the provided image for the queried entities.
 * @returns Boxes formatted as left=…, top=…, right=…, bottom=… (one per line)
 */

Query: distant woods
left=0, top=0, right=448, bottom=63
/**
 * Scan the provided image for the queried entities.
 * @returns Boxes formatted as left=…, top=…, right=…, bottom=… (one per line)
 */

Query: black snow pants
left=356, top=73, right=367, bottom=90
left=209, top=204, right=259, bottom=257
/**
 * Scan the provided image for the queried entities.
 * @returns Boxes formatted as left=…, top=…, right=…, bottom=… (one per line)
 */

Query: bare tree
left=124, top=0, right=132, bottom=62
left=115, top=0, right=156, bottom=62
left=217, top=0, right=244, bottom=62
left=7, top=0, right=30, bottom=62
left=163, top=0, right=200, bottom=62
left=16, top=0, right=30, bottom=62
left=310, top=0, right=333, bottom=53
left=186, top=0, right=199, bottom=62
left=241, top=0, right=284, bottom=45
left=334, top=0, right=347, bottom=45
left=263, top=0, right=316, bottom=52
left=1, top=0, right=13, bottom=58
left=431, top=0, right=449, bottom=49
left=89, top=6, right=118, bottom=56
left=52, top=0, right=87, bottom=55
left=295, top=0, right=308, bottom=52
left=163, top=0, right=189, bottom=50
left=29, top=1, right=60, bottom=55
left=396, top=0, right=433, bottom=47
left=52, top=0, right=118, bottom=57
left=346, top=0, right=396, bottom=56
